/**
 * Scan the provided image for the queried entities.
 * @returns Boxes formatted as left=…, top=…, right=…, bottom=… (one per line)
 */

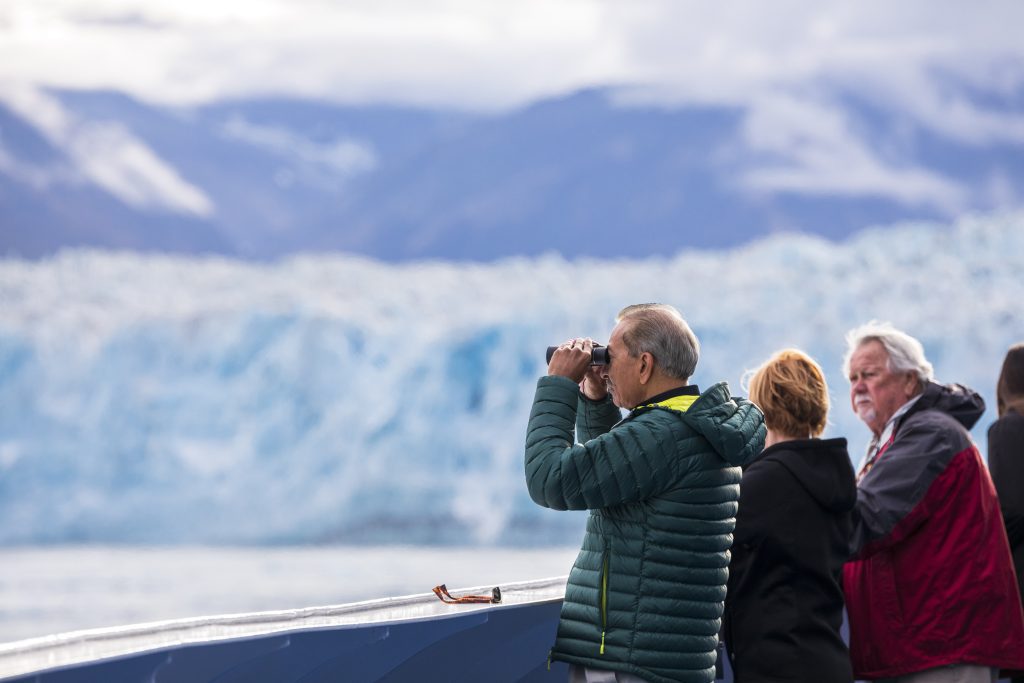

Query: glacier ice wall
left=1, top=213, right=1022, bottom=545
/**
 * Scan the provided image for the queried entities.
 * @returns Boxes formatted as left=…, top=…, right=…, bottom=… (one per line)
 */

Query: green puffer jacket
left=525, top=375, right=766, bottom=683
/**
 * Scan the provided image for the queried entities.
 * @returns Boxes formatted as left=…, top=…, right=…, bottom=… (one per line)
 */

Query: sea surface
left=0, top=545, right=579, bottom=645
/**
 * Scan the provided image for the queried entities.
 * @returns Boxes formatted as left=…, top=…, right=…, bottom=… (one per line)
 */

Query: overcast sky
left=1, top=0, right=1023, bottom=218
left=1, top=0, right=1020, bottom=111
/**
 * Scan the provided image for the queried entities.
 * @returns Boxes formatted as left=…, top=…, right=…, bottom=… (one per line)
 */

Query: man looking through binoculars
left=525, top=303, right=766, bottom=683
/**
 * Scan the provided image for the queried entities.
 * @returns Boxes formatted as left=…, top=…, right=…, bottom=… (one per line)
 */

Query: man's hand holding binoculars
left=548, top=338, right=607, bottom=401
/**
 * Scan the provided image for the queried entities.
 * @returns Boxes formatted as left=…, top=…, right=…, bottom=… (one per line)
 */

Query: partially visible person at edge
left=524, top=304, right=765, bottom=683
left=842, top=321, right=1024, bottom=683
left=723, top=349, right=855, bottom=683
left=988, top=342, right=1024, bottom=683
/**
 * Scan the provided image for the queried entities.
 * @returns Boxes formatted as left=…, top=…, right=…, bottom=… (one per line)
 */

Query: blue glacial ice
left=0, top=213, right=1022, bottom=545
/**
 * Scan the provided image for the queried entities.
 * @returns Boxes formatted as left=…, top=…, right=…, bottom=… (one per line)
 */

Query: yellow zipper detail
left=600, top=552, right=609, bottom=655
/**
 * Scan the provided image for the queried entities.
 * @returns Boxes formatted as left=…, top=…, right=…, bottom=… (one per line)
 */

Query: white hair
left=842, top=320, right=934, bottom=387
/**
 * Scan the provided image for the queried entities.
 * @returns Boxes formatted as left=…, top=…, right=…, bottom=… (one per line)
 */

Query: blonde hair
left=749, top=348, right=829, bottom=437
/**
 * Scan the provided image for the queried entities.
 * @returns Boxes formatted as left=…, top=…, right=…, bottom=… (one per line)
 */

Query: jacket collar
left=632, top=384, right=700, bottom=415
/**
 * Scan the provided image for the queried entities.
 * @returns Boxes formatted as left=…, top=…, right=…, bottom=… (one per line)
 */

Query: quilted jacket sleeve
left=576, top=392, right=622, bottom=442
left=525, top=375, right=681, bottom=511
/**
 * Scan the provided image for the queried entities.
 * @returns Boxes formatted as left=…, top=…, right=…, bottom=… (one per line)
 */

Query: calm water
left=0, top=545, right=578, bottom=645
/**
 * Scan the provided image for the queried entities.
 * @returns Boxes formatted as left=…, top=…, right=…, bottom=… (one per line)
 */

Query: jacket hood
left=680, top=382, right=766, bottom=466
left=907, top=381, right=985, bottom=431
left=762, top=438, right=856, bottom=513
left=1004, top=397, right=1024, bottom=418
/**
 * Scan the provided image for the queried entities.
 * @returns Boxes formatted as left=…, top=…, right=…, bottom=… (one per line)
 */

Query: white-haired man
left=843, top=322, right=1024, bottom=683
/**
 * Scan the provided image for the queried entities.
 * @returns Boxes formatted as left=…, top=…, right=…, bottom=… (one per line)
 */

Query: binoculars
left=545, top=344, right=610, bottom=365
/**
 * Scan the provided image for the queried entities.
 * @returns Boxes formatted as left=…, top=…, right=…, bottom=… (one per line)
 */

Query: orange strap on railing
left=432, top=584, right=502, bottom=604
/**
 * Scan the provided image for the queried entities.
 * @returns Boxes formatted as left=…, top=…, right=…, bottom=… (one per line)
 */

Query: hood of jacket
left=905, top=381, right=985, bottom=431
left=1004, top=398, right=1024, bottom=417
left=680, top=381, right=766, bottom=466
left=762, top=437, right=856, bottom=513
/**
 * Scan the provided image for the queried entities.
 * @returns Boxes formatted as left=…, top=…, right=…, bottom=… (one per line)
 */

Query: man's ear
left=638, top=352, right=654, bottom=385
left=903, top=372, right=921, bottom=398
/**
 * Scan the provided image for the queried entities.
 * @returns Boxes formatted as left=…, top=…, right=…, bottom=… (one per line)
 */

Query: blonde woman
left=723, top=349, right=855, bottom=683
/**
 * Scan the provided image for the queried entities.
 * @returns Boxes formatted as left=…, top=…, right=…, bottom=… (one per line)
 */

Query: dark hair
left=997, top=342, right=1024, bottom=417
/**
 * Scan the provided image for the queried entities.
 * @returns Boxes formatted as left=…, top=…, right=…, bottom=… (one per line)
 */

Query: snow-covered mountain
left=0, top=213, right=1021, bottom=545
left=2, top=87, right=1022, bottom=261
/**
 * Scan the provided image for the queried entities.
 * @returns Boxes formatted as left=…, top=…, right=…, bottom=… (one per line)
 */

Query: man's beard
left=854, top=395, right=876, bottom=426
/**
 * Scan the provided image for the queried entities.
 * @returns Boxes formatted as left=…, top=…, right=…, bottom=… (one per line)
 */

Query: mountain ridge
left=3, top=85, right=1020, bottom=261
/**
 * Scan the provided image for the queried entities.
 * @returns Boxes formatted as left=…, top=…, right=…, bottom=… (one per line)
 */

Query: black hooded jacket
left=723, top=438, right=856, bottom=683
left=989, top=408, right=1024, bottom=604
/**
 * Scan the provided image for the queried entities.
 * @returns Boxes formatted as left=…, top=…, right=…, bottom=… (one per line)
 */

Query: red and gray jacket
left=843, top=382, right=1024, bottom=680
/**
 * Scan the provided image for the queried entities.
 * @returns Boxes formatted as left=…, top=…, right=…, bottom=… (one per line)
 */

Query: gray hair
left=616, top=303, right=699, bottom=380
left=842, top=320, right=934, bottom=387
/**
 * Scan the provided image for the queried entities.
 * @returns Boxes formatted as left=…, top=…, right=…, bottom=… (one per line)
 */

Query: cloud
left=0, top=85, right=214, bottom=216
left=2, top=1, right=1021, bottom=115
left=736, top=94, right=968, bottom=213
left=871, top=70, right=1024, bottom=146
left=1, top=0, right=1021, bottom=214
left=220, top=116, right=377, bottom=176
left=0, top=0, right=616, bottom=109
left=601, top=2, right=1024, bottom=146
left=69, top=120, right=214, bottom=216
left=0, top=145, right=76, bottom=190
